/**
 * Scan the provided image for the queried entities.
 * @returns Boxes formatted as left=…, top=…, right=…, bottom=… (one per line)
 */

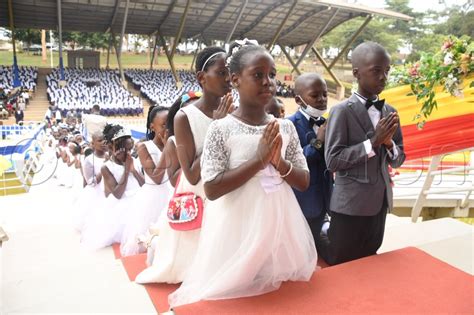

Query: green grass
left=0, top=50, right=298, bottom=72
left=0, top=50, right=351, bottom=92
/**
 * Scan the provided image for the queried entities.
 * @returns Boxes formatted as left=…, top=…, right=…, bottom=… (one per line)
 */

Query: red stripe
left=401, top=114, right=474, bottom=161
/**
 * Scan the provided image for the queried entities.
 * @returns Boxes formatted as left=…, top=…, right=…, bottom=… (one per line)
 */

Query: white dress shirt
left=354, top=93, right=398, bottom=160
left=298, top=108, right=320, bottom=135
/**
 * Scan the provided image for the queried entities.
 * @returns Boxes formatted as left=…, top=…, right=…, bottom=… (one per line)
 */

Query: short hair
left=351, top=41, right=390, bottom=69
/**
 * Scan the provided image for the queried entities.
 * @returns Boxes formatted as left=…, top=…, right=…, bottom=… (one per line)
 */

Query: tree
left=433, top=6, right=474, bottom=38
left=6, top=29, right=41, bottom=54
left=52, top=31, right=109, bottom=50
left=319, top=17, right=401, bottom=61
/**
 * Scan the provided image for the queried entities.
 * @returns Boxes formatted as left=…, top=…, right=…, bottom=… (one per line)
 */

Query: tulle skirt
left=81, top=188, right=139, bottom=250
left=71, top=182, right=104, bottom=232
left=135, top=177, right=204, bottom=284
left=120, top=182, right=173, bottom=256
left=167, top=176, right=317, bottom=307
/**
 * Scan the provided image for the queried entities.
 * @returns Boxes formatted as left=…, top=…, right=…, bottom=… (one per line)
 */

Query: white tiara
left=112, top=127, right=132, bottom=141
left=226, top=38, right=259, bottom=67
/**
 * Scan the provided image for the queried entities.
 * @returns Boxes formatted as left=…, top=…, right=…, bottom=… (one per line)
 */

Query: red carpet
left=120, top=247, right=473, bottom=314
left=173, top=247, right=473, bottom=314
left=112, top=243, right=121, bottom=259
left=121, top=253, right=179, bottom=313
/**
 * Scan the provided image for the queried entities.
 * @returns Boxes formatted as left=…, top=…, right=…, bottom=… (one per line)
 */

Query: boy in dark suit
left=321, top=41, right=406, bottom=265
left=287, top=73, right=333, bottom=245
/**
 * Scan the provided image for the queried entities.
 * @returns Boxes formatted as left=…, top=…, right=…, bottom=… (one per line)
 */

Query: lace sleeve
left=201, top=121, right=230, bottom=183
left=283, top=120, right=309, bottom=171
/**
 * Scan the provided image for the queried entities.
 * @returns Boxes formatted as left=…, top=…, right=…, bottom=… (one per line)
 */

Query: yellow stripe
left=380, top=76, right=474, bottom=126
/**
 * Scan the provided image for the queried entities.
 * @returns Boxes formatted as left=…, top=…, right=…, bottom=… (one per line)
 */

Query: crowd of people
left=125, top=69, right=201, bottom=107
left=125, top=69, right=242, bottom=108
left=0, top=66, right=36, bottom=122
left=40, top=40, right=404, bottom=309
left=0, top=65, right=38, bottom=94
left=46, top=68, right=143, bottom=117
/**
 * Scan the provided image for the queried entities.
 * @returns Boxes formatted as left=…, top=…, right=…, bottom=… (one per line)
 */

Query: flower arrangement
left=388, top=35, right=473, bottom=129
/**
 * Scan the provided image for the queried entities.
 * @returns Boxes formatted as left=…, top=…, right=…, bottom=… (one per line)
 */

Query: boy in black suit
left=287, top=73, right=333, bottom=245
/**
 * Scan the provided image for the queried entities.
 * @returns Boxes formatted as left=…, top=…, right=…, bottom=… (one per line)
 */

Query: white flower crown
left=226, top=38, right=260, bottom=68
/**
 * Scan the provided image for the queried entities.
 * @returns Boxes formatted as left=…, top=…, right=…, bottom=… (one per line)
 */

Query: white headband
left=201, top=52, right=226, bottom=71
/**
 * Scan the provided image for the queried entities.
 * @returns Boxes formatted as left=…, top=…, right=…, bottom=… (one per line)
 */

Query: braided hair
left=146, top=105, right=169, bottom=140
left=103, top=123, right=129, bottom=150
left=227, top=42, right=268, bottom=74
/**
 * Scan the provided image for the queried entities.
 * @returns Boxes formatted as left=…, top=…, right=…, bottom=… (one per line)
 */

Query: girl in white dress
left=72, top=131, right=107, bottom=232
left=136, top=47, right=234, bottom=284
left=120, top=106, right=172, bottom=256
left=81, top=124, right=145, bottom=249
left=168, top=42, right=317, bottom=307
left=143, top=91, right=203, bottom=265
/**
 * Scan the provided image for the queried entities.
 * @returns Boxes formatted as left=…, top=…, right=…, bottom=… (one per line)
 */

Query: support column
left=267, top=1, right=297, bottom=51
left=106, top=34, right=112, bottom=69
left=294, top=8, right=339, bottom=70
left=190, top=40, right=200, bottom=71
left=117, top=0, right=130, bottom=86
left=279, top=45, right=301, bottom=75
left=7, top=0, right=21, bottom=89
left=170, top=0, right=191, bottom=60
left=225, top=0, right=248, bottom=44
left=150, top=35, right=158, bottom=69
left=311, top=47, right=345, bottom=100
left=57, top=0, right=66, bottom=87
left=49, top=30, right=54, bottom=69
left=41, top=30, right=47, bottom=63
left=328, top=15, right=372, bottom=69
left=159, top=35, right=179, bottom=86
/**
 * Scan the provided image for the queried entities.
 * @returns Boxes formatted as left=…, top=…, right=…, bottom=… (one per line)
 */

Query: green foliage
left=388, top=36, right=473, bottom=128
left=433, top=7, right=474, bottom=38
left=6, top=29, right=41, bottom=51
left=319, top=17, right=401, bottom=60
left=52, top=31, right=110, bottom=50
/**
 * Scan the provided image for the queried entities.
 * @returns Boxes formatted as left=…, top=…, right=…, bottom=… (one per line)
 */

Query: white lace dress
left=136, top=104, right=213, bottom=284
left=120, top=140, right=173, bottom=256
left=168, top=115, right=317, bottom=307
left=72, top=153, right=105, bottom=232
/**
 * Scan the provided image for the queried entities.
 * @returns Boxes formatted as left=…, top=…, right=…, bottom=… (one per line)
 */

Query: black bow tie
left=309, top=116, right=326, bottom=128
left=366, top=99, right=385, bottom=111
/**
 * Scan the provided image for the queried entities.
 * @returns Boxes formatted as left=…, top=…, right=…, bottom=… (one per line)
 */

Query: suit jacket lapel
left=347, top=94, right=375, bottom=135
left=295, top=110, right=315, bottom=144
left=381, top=102, right=389, bottom=119
left=295, top=110, right=309, bottom=131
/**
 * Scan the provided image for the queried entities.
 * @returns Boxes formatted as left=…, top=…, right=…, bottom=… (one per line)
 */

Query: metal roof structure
left=0, top=0, right=412, bottom=47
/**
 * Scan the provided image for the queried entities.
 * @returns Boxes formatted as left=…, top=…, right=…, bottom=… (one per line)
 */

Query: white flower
left=452, top=89, right=464, bottom=98
left=443, top=53, right=454, bottom=65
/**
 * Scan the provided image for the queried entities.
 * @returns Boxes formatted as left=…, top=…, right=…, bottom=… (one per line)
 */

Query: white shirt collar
left=354, top=92, right=379, bottom=105
left=298, top=108, right=310, bottom=121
